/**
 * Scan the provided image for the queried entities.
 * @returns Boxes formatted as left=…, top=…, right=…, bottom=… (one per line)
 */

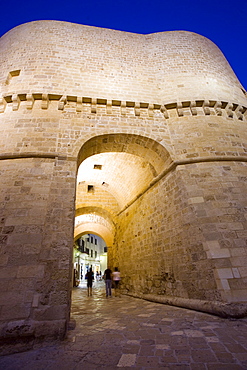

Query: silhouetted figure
left=85, top=268, right=94, bottom=296
left=112, top=267, right=121, bottom=296
left=73, top=269, right=79, bottom=287
left=104, top=268, right=112, bottom=297
left=96, top=271, right=99, bottom=281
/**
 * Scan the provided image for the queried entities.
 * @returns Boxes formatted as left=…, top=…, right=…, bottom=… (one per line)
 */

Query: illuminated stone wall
left=0, top=20, right=247, bottom=353
left=115, top=161, right=247, bottom=303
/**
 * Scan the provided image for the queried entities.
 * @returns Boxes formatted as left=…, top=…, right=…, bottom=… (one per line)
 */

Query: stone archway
left=74, top=133, right=172, bottom=270
left=75, top=133, right=172, bottom=219
left=74, top=132, right=247, bottom=320
left=1, top=21, right=247, bottom=354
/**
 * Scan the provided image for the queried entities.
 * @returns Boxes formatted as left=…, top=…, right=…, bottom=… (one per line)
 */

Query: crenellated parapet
left=0, top=92, right=246, bottom=121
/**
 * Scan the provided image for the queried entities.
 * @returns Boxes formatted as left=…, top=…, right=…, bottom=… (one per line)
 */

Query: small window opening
left=94, top=164, right=102, bottom=170
left=10, top=70, right=20, bottom=77
left=5, top=70, right=21, bottom=85
left=88, top=185, right=94, bottom=193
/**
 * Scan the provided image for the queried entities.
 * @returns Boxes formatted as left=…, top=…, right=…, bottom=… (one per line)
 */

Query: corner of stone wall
left=0, top=319, right=67, bottom=356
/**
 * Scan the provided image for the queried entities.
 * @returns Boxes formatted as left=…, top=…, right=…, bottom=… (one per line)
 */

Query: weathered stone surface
left=1, top=284, right=247, bottom=367
left=0, top=20, right=246, bottom=352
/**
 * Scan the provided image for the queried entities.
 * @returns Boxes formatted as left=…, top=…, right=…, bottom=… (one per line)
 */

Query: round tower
left=0, top=21, right=246, bottom=353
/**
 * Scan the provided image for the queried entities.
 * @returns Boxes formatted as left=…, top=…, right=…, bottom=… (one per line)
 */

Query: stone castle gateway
left=0, top=20, right=247, bottom=352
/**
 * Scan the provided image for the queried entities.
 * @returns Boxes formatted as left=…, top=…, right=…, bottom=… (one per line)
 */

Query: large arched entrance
left=73, top=133, right=172, bottom=291
left=1, top=20, right=247, bottom=355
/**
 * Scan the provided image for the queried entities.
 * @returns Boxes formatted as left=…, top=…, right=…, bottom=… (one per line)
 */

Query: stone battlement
left=1, top=92, right=246, bottom=121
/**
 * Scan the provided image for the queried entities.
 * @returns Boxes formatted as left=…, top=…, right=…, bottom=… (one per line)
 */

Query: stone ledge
left=0, top=319, right=67, bottom=356
left=126, top=292, right=247, bottom=319
left=0, top=93, right=246, bottom=121
left=0, top=153, right=76, bottom=162
left=118, top=155, right=247, bottom=215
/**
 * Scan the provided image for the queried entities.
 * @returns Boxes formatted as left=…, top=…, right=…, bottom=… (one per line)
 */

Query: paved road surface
left=0, top=281, right=247, bottom=369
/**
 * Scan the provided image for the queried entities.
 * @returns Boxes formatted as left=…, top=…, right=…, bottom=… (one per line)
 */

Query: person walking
left=112, top=267, right=121, bottom=296
left=104, top=268, right=112, bottom=298
left=85, top=267, right=94, bottom=296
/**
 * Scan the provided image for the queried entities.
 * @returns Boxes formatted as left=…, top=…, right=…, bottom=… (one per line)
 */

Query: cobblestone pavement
left=1, top=281, right=247, bottom=369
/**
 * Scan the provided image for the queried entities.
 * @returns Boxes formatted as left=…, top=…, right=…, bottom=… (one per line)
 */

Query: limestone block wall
left=0, top=20, right=246, bottom=107
left=115, top=161, right=247, bottom=305
left=0, top=20, right=247, bottom=352
left=0, top=156, right=76, bottom=353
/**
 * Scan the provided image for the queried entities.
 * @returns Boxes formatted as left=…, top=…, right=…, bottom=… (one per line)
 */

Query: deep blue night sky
left=1, top=0, right=246, bottom=89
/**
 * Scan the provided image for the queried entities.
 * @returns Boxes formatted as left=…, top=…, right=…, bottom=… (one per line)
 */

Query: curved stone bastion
left=0, top=20, right=247, bottom=354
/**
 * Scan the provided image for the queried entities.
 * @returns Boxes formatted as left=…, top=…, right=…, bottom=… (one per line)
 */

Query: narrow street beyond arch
left=1, top=282, right=246, bottom=369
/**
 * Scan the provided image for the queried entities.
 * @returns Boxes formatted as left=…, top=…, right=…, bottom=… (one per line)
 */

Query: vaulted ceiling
left=74, top=134, right=171, bottom=245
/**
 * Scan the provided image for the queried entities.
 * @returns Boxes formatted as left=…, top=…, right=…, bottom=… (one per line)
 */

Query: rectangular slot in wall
left=6, top=70, right=21, bottom=85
